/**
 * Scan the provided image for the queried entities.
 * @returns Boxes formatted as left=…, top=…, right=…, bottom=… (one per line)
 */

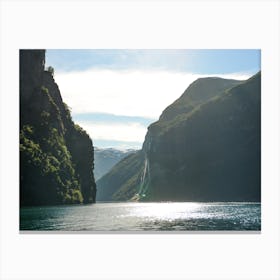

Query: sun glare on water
left=127, top=202, right=201, bottom=221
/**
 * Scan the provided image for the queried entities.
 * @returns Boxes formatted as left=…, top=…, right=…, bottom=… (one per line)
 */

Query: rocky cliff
left=97, top=72, right=261, bottom=202
left=20, top=50, right=96, bottom=206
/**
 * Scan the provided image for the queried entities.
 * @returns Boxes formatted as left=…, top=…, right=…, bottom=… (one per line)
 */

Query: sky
left=46, top=49, right=260, bottom=150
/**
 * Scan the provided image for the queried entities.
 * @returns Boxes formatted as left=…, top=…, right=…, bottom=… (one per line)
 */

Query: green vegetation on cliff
left=20, top=50, right=96, bottom=206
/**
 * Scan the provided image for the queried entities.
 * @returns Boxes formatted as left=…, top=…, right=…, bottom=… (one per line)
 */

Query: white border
left=1, top=1, right=279, bottom=279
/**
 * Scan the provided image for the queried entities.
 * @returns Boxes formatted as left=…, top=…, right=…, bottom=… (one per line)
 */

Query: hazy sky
left=46, top=49, right=260, bottom=149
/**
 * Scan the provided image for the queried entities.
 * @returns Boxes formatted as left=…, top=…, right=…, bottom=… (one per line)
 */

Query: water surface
left=20, top=202, right=261, bottom=231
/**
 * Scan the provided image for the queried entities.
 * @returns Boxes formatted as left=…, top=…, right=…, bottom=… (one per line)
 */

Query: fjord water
left=20, top=202, right=261, bottom=231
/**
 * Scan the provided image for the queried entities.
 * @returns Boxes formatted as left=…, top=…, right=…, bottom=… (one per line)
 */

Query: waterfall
left=138, top=154, right=150, bottom=198
left=136, top=133, right=152, bottom=199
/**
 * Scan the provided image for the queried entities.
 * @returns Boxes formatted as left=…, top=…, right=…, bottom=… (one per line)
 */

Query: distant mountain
left=94, top=148, right=137, bottom=180
left=96, top=151, right=143, bottom=201
left=97, top=72, right=261, bottom=202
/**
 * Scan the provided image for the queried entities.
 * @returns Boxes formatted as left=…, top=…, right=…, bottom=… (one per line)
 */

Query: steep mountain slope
left=159, top=77, right=241, bottom=122
left=97, top=72, right=261, bottom=202
left=94, top=148, right=137, bottom=180
left=144, top=72, right=261, bottom=201
left=96, top=151, right=144, bottom=201
left=20, top=50, right=96, bottom=206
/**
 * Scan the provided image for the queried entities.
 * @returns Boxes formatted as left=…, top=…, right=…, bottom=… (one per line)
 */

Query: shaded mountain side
left=20, top=50, right=96, bottom=206
left=144, top=71, right=261, bottom=201
left=96, top=151, right=144, bottom=201
left=94, top=148, right=137, bottom=180
left=96, top=72, right=261, bottom=202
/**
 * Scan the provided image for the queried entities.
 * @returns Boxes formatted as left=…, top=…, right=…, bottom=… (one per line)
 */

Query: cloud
left=71, top=113, right=155, bottom=149
left=55, top=69, right=191, bottom=119
left=72, top=112, right=155, bottom=127
left=54, top=69, right=253, bottom=120
left=53, top=69, right=254, bottom=148
left=77, top=120, right=148, bottom=144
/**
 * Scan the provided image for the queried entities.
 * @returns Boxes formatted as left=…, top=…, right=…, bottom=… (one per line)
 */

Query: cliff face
left=97, top=72, right=261, bottom=202
left=143, top=72, right=261, bottom=201
left=20, top=50, right=96, bottom=206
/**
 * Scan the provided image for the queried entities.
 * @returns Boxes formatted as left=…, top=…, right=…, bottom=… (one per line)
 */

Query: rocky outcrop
left=20, top=50, right=96, bottom=206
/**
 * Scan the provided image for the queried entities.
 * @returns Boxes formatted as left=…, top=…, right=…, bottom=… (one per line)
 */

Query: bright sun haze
left=46, top=49, right=260, bottom=149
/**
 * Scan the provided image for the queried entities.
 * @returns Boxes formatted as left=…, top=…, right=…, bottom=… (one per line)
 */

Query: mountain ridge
left=97, top=72, right=261, bottom=202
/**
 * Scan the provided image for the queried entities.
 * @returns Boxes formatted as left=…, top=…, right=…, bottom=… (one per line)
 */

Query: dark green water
left=20, top=202, right=261, bottom=231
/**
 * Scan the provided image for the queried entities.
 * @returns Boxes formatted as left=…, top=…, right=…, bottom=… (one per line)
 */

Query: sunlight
left=128, top=202, right=201, bottom=221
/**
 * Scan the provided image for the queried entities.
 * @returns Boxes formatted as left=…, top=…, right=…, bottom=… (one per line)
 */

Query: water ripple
left=20, top=202, right=261, bottom=231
